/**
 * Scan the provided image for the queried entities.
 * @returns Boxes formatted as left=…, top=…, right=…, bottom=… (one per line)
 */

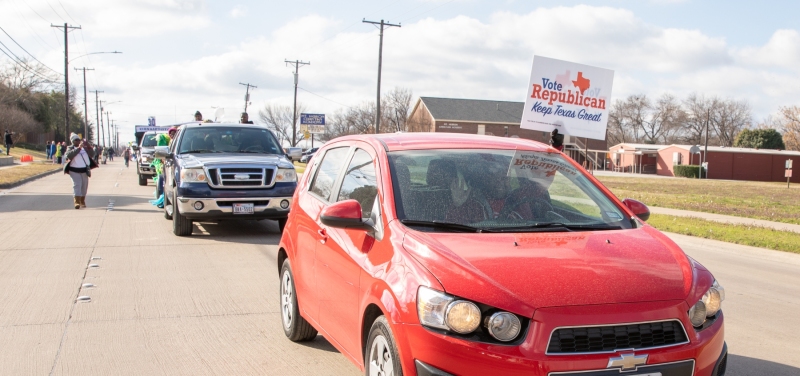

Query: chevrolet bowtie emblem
left=607, top=353, right=648, bottom=371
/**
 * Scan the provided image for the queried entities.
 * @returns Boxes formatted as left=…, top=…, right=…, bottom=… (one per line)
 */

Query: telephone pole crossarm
left=362, top=19, right=401, bottom=134
left=284, top=60, right=310, bottom=146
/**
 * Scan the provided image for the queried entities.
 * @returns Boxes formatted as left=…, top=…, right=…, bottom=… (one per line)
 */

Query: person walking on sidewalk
left=123, top=147, right=131, bottom=167
left=107, top=147, right=115, bottom=161
left=64, top=134, right=96, bottom=209
left=45, top=141, right=52, bottom=161
left=55, top=142, right=64, bottom=164
left=4, top=130, right=13, bottom=155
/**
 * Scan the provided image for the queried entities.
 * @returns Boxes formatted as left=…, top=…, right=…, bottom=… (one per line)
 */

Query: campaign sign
left=520, top=56, right=614, bottom=140
left=507, top=150, right=579, bottom=189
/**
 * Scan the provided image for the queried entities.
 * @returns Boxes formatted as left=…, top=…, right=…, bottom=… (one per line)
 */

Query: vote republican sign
left=520, top=56, right=615, bottom=140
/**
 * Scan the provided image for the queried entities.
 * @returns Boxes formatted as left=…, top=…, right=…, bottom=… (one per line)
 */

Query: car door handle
left=317, top=229, right=328, bottom=244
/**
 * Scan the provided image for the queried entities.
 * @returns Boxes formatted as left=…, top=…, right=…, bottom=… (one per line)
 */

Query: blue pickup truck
left=155, top=122, right=297, bottom=236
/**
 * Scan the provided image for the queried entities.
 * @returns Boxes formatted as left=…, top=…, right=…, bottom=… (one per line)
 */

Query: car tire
left=138, top=173, right=147, bottom=186
left=277, top=218, right=287, bottom=233
left=280, top=259, right=318, bottom=342
left=365, top=316, right=403, bottom=376
left=172, top=191, right=193, bottom=236
left=164, top=189, right=173, bottom=220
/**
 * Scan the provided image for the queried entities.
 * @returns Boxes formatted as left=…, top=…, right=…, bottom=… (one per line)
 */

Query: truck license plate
left=233, top=203, right=254, bottom=215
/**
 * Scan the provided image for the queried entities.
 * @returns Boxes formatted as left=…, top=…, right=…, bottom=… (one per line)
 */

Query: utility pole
left=284, top=60, right=310, bottom=146
left=92, top=91, right=104, bottom=146
left=74, top=67, right=95, bottom=141
left=239, top=82, right=257, bottom=114
left=362, top=19, right=400, bottom=134
left=105, top=111, right=111, bottom=150
left=51, top=23, right=81, bottom=142
left=702, top=108, right=710, bottom=179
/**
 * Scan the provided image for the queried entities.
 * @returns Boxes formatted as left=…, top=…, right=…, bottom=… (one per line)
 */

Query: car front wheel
left=280, top=260, right=317, bottom=341
left=365, top=316, right=403, bottom=376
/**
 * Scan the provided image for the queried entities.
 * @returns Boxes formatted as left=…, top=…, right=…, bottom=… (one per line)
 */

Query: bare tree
left=777, top=106, right=800, bottom=151
left=0, top=58, right=58, bottom=91
left=258, top=103, right=306, bottom=147
left=642, top=94, right=685, bottom=144
left=711, top=99, right=751, bottom=147
left=0, top=104, right=39, bottom=135
left=381, top=87, right=412, bottom=133
left=681, top=93, right=716, bottom=145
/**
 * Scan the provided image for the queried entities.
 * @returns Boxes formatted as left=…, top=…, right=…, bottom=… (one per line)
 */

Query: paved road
left=0, top=161, right=798, bottom=375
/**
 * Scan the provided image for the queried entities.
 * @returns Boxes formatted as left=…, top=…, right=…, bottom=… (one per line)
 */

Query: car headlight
left=141, top=155, right=150, bottom=162
left=275, top=168, right=296, bottom=182
left=417, top=286, right=523, bottom=342
left=180, top=168, right=206, bottom=183
left=688, top=280, right=725, bottom=328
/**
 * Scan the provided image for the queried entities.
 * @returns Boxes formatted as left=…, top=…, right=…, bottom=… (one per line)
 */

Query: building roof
left=664, top=144, right=800, bottom=156
left=609, top=143, right=667, bottom=151
left=418, top=97, right=524, bottom=124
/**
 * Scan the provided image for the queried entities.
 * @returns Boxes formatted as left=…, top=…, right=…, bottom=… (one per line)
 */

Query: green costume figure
left=151, top=133, right=171, bottom=207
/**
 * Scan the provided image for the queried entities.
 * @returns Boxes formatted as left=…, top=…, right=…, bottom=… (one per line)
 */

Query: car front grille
left=206, top=166, right=275, bottom=188
left=547, top=320, right=689, bottom=354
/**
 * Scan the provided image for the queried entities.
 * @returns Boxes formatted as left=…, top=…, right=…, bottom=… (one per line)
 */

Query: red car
left=277, top=133, right=726, bottom=376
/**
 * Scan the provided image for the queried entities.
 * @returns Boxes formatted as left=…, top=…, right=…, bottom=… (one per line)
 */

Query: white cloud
left=229, top=5, right=247, bottom=19
left=13, top=4, right=798, bottom=138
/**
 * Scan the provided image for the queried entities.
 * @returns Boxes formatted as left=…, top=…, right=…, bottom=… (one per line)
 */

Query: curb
left=0, top=167, right=62, bottom=189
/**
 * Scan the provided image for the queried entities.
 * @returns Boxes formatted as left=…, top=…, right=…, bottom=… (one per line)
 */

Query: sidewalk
left=650, top=206, right=800, bottom=234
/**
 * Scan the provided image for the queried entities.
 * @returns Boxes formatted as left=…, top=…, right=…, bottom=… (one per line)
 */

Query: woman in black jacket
left=64, top=134, right=96, bottom=209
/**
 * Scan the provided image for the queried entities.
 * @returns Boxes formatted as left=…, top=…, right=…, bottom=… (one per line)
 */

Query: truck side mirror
left=153, top=146, right=172, bottom=159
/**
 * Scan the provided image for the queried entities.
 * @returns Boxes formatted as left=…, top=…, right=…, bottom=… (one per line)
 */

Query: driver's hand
left=450, top=172, right=470, bottom=206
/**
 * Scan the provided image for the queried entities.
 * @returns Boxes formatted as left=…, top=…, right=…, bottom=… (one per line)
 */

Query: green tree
left=733, top=128, right=785, bottom=150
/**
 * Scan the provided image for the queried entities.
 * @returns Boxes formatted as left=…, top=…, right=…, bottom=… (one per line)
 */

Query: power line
left=0, top=26, right=63, bottom=75
left=0, top=42, right=57, bottom=83
left=298, top=87, right=354, bottom=109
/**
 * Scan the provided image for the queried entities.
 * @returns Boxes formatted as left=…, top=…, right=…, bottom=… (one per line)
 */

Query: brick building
left=657, top=145, right=800, bottom=183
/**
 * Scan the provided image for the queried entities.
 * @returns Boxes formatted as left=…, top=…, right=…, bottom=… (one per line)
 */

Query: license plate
left=232, top=203, right=254, bottom=215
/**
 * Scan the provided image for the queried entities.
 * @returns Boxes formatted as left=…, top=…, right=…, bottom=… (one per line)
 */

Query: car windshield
left=177, top=126, right=283, bottom=154
left=141, top=134, right=158, bottom=147
left=388, top=149, right=632, bottom=232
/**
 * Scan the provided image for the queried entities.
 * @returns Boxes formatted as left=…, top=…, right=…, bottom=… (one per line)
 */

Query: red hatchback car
left=277, top=133, right=726, bottom=376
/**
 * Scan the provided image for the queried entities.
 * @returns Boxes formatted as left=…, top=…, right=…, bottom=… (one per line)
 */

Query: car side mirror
left=153, top=146, right=172, bottom=159
left=320, top=200, right=373, bottom=231
left=622, top=198, right=650, bottom=222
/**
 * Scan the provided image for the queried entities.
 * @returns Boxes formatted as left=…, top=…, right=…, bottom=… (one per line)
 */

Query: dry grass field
left=597, top=176, right=800, bottom=225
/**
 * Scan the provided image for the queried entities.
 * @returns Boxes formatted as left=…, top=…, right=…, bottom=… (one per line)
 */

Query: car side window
left=309, top=147, right=349, bottom=201
left=337, top=149, right=378, bottom=218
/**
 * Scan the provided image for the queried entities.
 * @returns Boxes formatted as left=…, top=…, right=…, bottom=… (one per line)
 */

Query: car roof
left=330, top=133, right=552, bottom=152
left=180, top=122, right=264, bottom=129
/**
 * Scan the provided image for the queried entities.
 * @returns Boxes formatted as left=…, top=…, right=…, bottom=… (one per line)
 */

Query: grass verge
left=7, top=146, right=49, bottom=161
left=597, top=176, right=800, bottom=225
left=647, top=214, right=800, bottom=254
left=293, top=162, right=307, bottom=174
left=0, top=163, right=61, bottom=186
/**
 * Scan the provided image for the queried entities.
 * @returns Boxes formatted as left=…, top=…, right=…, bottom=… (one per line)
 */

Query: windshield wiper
left=180, top=149, right=222, bottom=154
left=399, top=219, right=496, bottom=233
left=494, top=222, right=622, bottom=232
left=237, top=150, right=272, bottom=154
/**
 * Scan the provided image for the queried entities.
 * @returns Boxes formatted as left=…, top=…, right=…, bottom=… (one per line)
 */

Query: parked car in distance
left=300, top=150, right=316, bottom=163
left=285, top=147, right=303, bottom=162
left=136, top=132, right=160, bottom=186
left=277, top=133, right=726, bottom=376
left=156, top=123, right=297, bottom=236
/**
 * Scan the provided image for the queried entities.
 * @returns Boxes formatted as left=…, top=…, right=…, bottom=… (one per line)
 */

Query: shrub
left=674, top=164, right=705, bottom=178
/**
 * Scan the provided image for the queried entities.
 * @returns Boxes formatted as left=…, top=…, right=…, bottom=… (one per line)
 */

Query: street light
left=69, top=51, right=122, bottom=63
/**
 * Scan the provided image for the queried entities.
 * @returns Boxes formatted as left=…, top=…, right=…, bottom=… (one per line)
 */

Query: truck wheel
left=138, top=173, right=147, bottom=186
left=172, top=192, right=193, bottom=236
left=280, top=259, right=317, bottom=342
left=278, top=218, right=287, bottom=233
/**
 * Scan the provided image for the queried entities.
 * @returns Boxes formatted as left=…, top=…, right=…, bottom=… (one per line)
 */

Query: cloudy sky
left=1, top=0, right=799, bottom=143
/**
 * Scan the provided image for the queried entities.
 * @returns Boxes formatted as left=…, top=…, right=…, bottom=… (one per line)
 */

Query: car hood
left=402, top=225, right=692, bottom=316
left=178, top=153, right=290, bottom=168
left=139, top=147, right=155, bottom=154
